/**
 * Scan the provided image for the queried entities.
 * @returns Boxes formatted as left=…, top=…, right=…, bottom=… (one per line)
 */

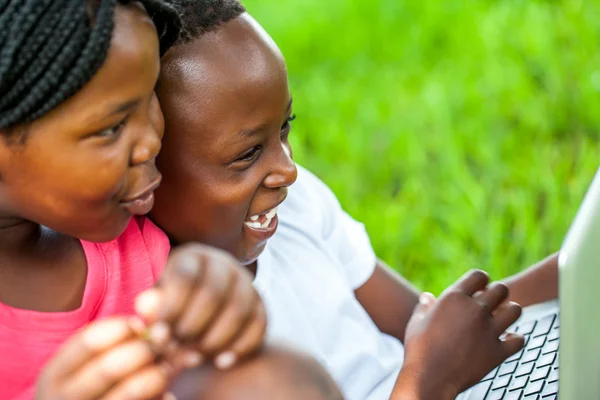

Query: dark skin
left=0, top=4, right=265, bottom=399
left=152, top=11, right=558, bottom=347
left=0, top=3, right=163, bottom=312
left=357, top=253, right=558, bottom=342
left=152, top=12, right=529, bottom=398
left=170, top=344, right=344, bottom=400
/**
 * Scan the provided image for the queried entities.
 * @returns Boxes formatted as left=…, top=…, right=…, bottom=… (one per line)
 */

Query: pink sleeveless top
left=0, top=217, right=170, bottom=400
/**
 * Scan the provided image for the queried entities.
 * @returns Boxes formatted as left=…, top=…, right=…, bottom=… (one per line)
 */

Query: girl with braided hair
left=0, top=2, right=270, bottom=399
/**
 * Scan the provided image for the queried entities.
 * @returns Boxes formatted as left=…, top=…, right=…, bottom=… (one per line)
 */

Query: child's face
left=152, top=14, right=297, bottom=265
left=0, top=4, right=163, bottom=242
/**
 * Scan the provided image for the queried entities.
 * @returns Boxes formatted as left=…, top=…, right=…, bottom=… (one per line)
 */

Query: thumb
left=413, top=292, right=437, bottom=316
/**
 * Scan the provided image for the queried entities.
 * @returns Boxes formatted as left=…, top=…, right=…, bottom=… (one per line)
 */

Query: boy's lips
left=120, top=176, right=162, bottom=215
left=242, top=204, right=282, bottom=242
left=243, top=213, right=279, bottom=242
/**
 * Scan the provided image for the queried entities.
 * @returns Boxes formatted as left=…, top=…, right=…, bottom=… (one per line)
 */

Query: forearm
left=503, top=253, right=558, bottom=307
left=390, top=366, right=456, bottom=400
left=355, top=261, right=420, bottom=343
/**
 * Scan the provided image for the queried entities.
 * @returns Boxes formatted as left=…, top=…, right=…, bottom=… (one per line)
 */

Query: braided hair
left=165, top=0, right=245, bottom=44
left=0, top=0, right=180, bottom=133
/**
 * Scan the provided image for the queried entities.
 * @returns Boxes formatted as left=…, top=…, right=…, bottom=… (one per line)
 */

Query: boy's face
left=152, top=14, right=297, bottom=265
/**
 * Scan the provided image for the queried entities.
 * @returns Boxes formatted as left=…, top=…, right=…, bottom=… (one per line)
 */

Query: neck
left=0, top=216, right=42, bottom=250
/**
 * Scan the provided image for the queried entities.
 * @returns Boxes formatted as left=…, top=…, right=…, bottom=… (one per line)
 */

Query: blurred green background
left=244, top=0, right=600, bottom=294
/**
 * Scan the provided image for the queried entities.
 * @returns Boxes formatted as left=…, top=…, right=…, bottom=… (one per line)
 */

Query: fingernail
left=135, top=289, right=161, bottom=320
left=419, top=292, right=436, bottom=305
left=149, top=322, right=171, bottom=347
left=215, top=352, right=237, bottom=369
left=183, top=351, right=203, bottom=368
left=163, top=392, right=177, bottom=400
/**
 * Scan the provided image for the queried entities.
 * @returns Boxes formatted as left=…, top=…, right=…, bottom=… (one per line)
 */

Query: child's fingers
left=40, top=317, right=137, bottom=383
left=60, top=338, right=156, bottom=399
left=472, top=282, right=509, bottom=313
left=214, top=299, right=268, bottom=369
left=192, top=269, right=256, bottom=354
left=450, top=269, right=490, bottom=296
left=500, top=332, right=525, bottom=359
left=102, top=362, right=173, bottom=400
left=172, top=256, right=235, bottom=340
left=157, top=251, right=207, bottom=323
left=414, top=292, right=436, bottom=314
left=491, top=302, right=522, bottom=336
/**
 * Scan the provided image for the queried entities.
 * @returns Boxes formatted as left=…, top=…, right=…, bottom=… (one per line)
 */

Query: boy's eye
left=94, top=118, right=127, bottom=139
left=282, top=113, right=296, bottom=131
left=236, top=146, right=262, bottom=163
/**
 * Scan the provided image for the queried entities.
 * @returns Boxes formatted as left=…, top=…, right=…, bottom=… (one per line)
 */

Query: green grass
left=243, top=0, right=600, bottom=294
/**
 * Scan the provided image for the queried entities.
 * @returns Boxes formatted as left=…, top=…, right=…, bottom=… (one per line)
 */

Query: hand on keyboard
left=390, top=270, right=525, bottom=400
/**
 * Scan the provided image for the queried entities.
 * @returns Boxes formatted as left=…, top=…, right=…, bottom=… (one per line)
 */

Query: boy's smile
left=152, top=13, right=297, bottom=266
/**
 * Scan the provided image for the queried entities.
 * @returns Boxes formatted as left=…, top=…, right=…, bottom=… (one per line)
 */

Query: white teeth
left=244, top=206, right=278, bottom=230
left=266, top=207, right=278, bottom=219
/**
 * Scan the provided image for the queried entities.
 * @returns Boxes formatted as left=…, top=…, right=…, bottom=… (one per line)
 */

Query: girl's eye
left=95, top=119, right=127, bottom=139
left=236, top=146, right=262, bottom=163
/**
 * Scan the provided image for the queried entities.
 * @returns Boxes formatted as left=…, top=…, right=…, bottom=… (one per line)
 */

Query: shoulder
left=92, top=217, right=170, bottom=280
left=281, top=165, right=341, bottom=221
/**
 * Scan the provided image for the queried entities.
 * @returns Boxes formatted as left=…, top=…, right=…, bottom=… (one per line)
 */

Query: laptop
left=457, top=167, right=600, bottom=399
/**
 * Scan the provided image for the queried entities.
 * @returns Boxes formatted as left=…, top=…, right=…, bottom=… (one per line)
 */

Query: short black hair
left=166, top=0, right=246, bottom=44
left=0, top=0, right=180, bottom=133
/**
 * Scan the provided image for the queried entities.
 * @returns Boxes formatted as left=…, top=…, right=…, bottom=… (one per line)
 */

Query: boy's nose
left=263, top=144, right=298, bottom=189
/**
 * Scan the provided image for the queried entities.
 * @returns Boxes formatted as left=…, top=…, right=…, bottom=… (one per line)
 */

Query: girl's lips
left=121, top=191, right=155, bottom=215
left=120, top=177, right=161, bottom=215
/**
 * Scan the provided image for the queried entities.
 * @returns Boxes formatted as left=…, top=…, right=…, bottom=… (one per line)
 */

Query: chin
left=241, top=243, right=268, bottom=265
left=77, top=216, right=132, bottom=244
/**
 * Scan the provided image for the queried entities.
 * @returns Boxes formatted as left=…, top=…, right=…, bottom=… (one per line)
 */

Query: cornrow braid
left=0, top=0, right=180, bottom=132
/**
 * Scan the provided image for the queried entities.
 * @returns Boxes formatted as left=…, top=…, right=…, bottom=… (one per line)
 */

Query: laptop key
left=536, top=353, right=555, bottom=368
left=498, top=360, right=518, bottom=376
left=467, top=381, right=492, bottom=399
left=530, top=366, right=550, bottom=382
left=491, top=375, right=511, bottom=390
left=522, top=348, right=541, bottom=364
left=548, top=328, right=559, bottom=341
left=547, top=369, right=558, bottom=383
left=506, top=349, right=524, bottom=363
left=484, top=389, right=505, bottom=400
left=508, top=376, right=529, bottom=391
left=527, top=335, right=546, bottom=350
left=515, top=362, right=535, bottom=377
left=504, top=390, right=522, bottom=400
left=541, top=381, right=559, bottom=397
left=517, top=321, right=536, bottom=335
left=543, top=340, right=559, bottom=354
left=523, top=380, right=544, bottom=396
left=481, top=367, right=498, bottom=381
left=532, top=315, right=555, bottom=337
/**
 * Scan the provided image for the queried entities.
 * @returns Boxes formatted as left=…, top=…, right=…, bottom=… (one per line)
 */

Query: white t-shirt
left=255, top=165, right=404, bottom=400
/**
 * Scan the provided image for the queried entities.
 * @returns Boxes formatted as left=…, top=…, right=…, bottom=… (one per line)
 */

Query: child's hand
left=392, top=270, right=524, bottom=400
left=135, top=243, right=267, bottom=370
left=36, top=317, right=173, bottom=400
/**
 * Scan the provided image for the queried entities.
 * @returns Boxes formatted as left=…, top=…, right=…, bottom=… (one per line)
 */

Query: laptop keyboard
left=465, top=311, right=560, bottom=400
